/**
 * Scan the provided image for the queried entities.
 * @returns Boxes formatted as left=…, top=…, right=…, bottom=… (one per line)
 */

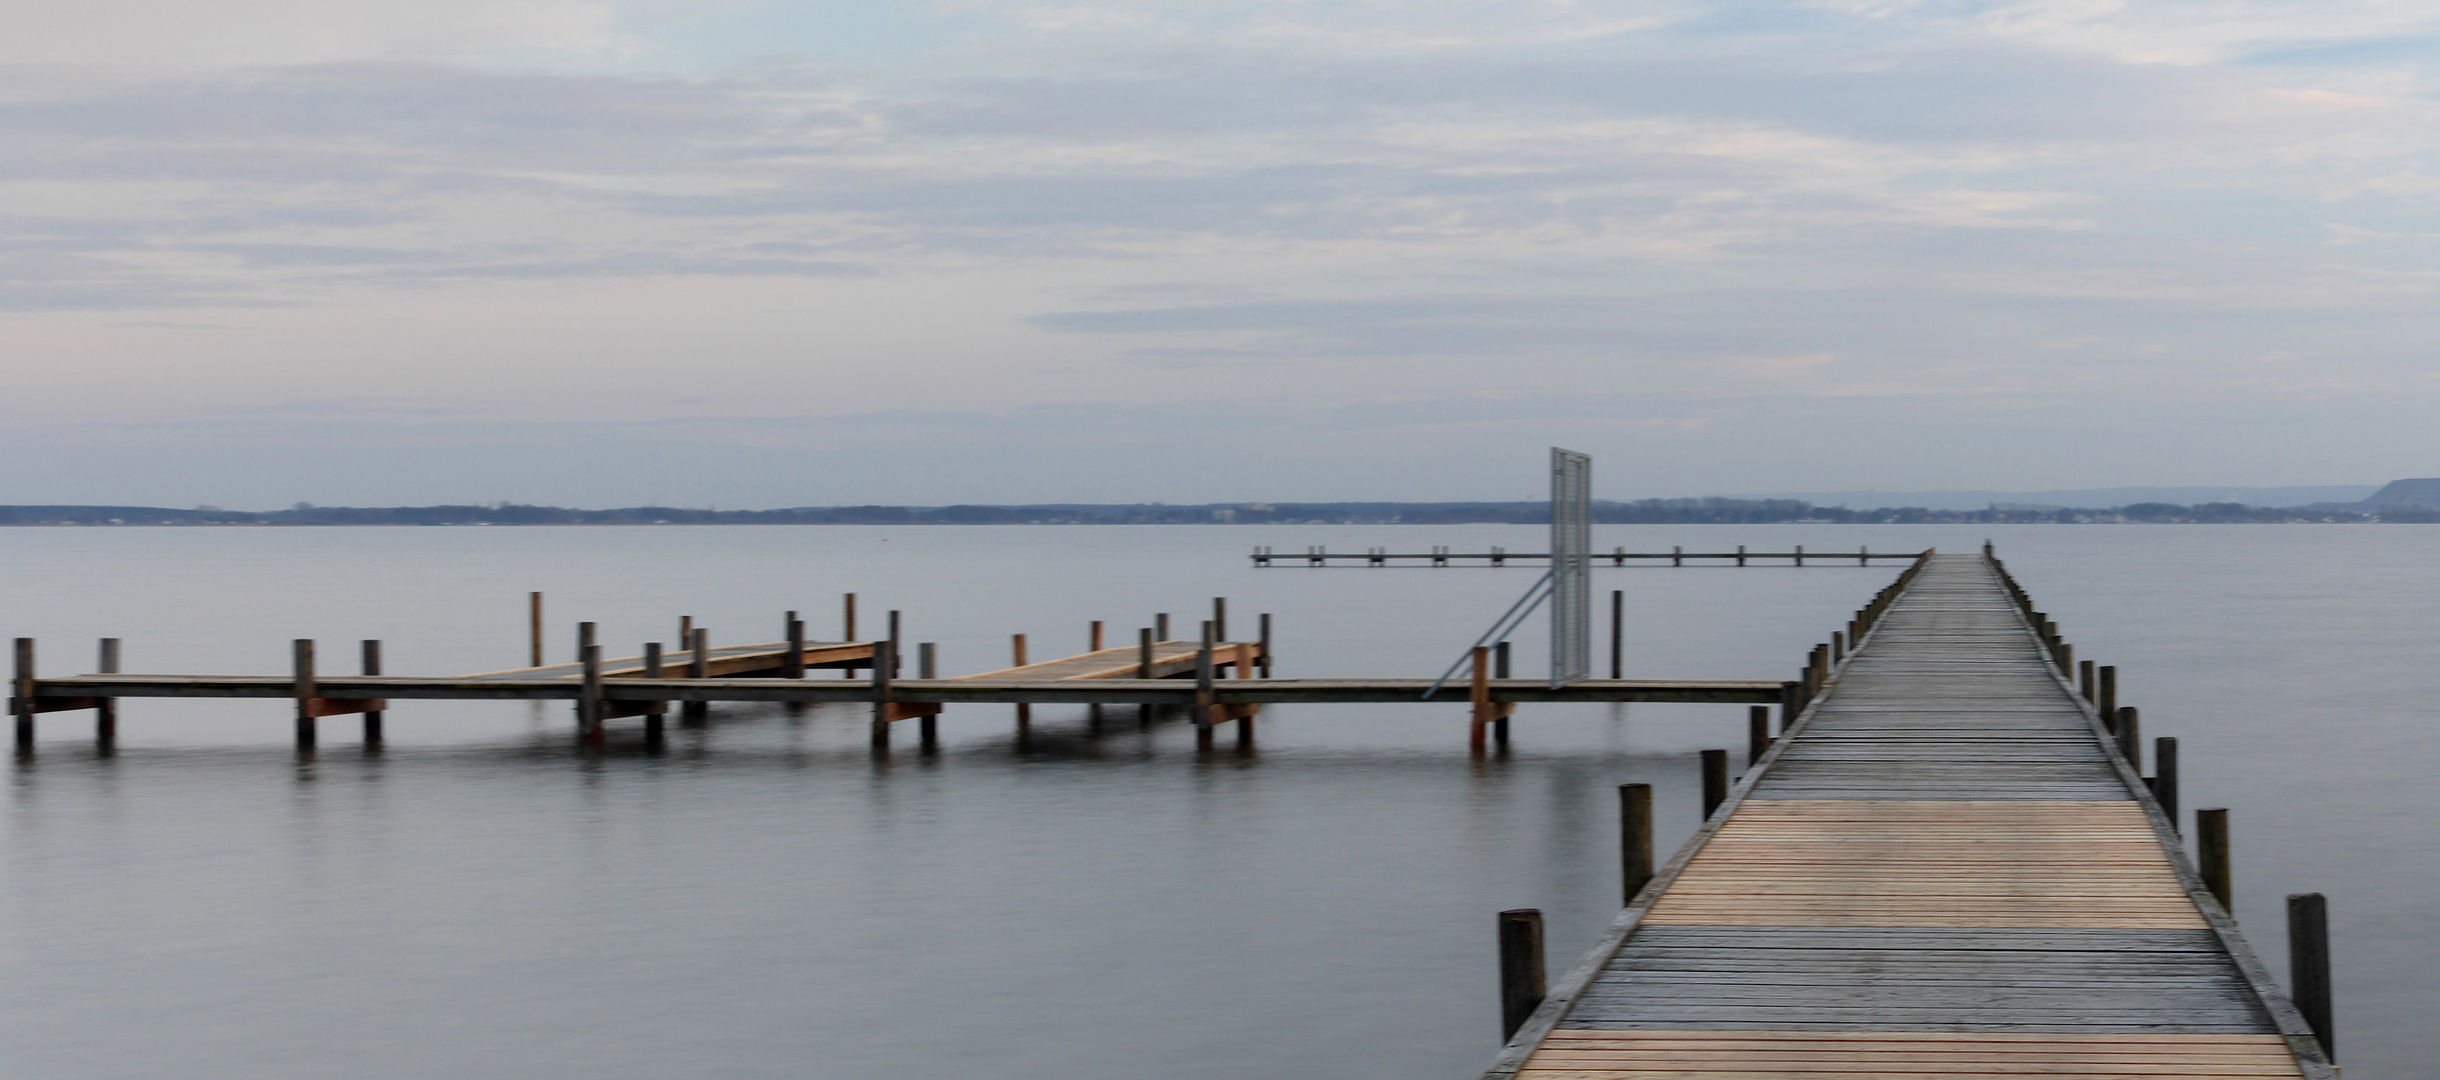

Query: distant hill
left=2355, top=478, right=2440, bottom=508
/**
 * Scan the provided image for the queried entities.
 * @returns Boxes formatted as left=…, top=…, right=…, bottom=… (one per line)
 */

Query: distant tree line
left=0, top=498, right=2413, bottom=526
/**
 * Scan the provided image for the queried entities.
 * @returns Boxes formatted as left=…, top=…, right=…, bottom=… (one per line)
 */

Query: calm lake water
left=0, top=524, right=2426, bottom=1078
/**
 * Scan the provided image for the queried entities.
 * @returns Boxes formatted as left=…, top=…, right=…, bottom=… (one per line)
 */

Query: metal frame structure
left=1548, top=448, right=1592, bottom=687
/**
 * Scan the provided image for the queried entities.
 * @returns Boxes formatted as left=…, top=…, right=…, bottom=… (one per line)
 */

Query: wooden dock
left=1488, top=552, right=2336, bottom=1079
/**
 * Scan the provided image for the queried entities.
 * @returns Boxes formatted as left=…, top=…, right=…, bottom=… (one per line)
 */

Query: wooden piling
left=2079, top=660, right=2096, bottom=703
left=1155, top=613, right=1170, bottom=642
left=785, top=618, right=806, bottom=678
left=13, top=638, right=33, bottom=748
left=1137, top=627, right=1154, bottom=677
left=1258, top=613, right=1273, bottom=677
left=1012, top=633, right=1030, bottom=733
left=96, top=638, right=119, bottom=746
left=1469, top=646, right=1492, bottom=754
left=361, top=640, right=383, bottom=743
left=1747, top=705, right=1769, bottom=765
left=1619, top=783, right=1654, bottom=904
left=1735, top=544, right=1746, bottom=567
left=2057, top=640, right=2073, bottom=677
left=1194, top=622, right=1216, bottom=750
left=1090, top=620, right=1104, bottom=652
left=2197, top=807, right=2232, bottom=913
left=1671, top=545, right=1682, bottom=567
left=888, top=610, right=902, bottom=677
left=843, top=593, right=857, bottom=642
left=1830, top=631, right=1844, bottom=665
left=292, top=639, right=317, bottom=750
left=1492, top=642, right=1511, bottom=748
left=869, top=639, right=893, bottom=750
left=918, top=643, right=939, bottom=750
left=1498, top=909, right=1546, bottom=1041
left=2287, top=892, right=2334, bottom=1061
left=1793, top=544, right=1803, bottom=567
left=528, top=591, right=543, bottom=668
left=2099, top=665, right=2117, bottom=719
left=643, top=643, right=665, bottom=744
left=1779, top=681, right=1800, bottom=734
left=579, top=644, right=604, bottom=743
left=1701, top=749, right=1728, bottom=818
left=2117, top=706, right=2141, bottom=772
left=684, top=628, right=709, bottom=723
left=1213, top=598, right=1227, bottom=643
left=1609, top=589, right=1624, bottom=679
left=2154, top=737, right=2179, bottom=826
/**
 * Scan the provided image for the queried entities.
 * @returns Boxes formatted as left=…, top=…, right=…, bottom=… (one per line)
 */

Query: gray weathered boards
left=1486, top=552, right=2335, bottom=1079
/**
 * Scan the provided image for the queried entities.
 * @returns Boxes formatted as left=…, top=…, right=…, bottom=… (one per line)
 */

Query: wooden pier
left=1488, top=552, right=2336, bottom=1079
left=1255, top=545, right=1930, bottom=568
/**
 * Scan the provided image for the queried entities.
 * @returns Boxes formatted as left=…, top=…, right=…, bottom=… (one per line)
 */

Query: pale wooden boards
left=1519, top=1031, right=2304, bottom=1078
left=1564, top=927, right=2269, bottom=1032
left=1643, top=802, right=2205, bottom=930
left=953, top=640, right=1255, bottom=682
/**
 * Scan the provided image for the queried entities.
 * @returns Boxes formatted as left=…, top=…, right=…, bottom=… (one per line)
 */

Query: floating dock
left=1488, top=552, right=2335, bottom=1079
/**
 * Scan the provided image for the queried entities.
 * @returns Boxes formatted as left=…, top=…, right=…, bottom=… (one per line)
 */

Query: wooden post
left=2154, top=737, right=2179, bottom=826
left=528, top=591, right=544, bottom=668
left=1090, top=620, right=1104, bottom=652
left=684, top=627, right=709, bottom=723
left=2288, top=892, right=2334, bottom=1061
left=1793, top=544, right=1803, bottom=567
left=2116, top=706, right=2140, bottom=772
left=869, top=639, right=893, bottom=750
left=1492, top=641, right=1511, bottom=748
left=579, top=644, right=604, bottom=743
left=1830, top=630, right=1844, bottom=665
left=1701, top=749, right=1729, bottom=818
left=1747, top=705, right=1770, bottom=765
left=1258, top=613, right=1272, bottom=677
left=2079, top=660, right=2096, bottom=703
left=785, top=618, right=806, bottom=678
left=1498, top=909, right=1546, bottom=1041
left=888, top=610, right=903, bottom=677
left=360, top=640, right=383, bottom=743
left=1194, top=622, right=1216, bottom=750
left=1468, top=645, right=1492, bottom=754
left=1213, top=598, right=1227, bottom=642
left=1013, top=633, right=1030, bottom=733
left=917, top=642, right=939, bottom=750
left=2098, top=665, right=2117, bottom=719
left=1671, top=545, right=1682, bottom=567
left=2197, top=808, right=2232, bottom=913
left=292, top=639, right=317, bottom=750
left=1137, top=627, right=1154, bottom=678
left=843, top=593, right=857, bottom=641
left=1155, top=613, right=1170, bottom=641
left=1779, top=681, right=1800, bottom=733
left=643, top=642, right=666, bottom=745
left=96, top=638, right=119, bottom=746
left=13, top=638, right=33, bottom=748
left=1735, top=544, right=1746, bottom=567
left=1619, top=783, right=1654, bottom=904
left=2056, top=640, right=2073, bottom=677
left=1609, top=589, right=1623, bottom=679
left=576, top=621, right=595, bottom=672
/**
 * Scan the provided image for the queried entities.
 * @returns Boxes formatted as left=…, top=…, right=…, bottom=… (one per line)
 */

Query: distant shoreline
left=0, top=498, right=2426, bottom=526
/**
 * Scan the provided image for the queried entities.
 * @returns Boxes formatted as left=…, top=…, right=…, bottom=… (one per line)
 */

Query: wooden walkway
left=1490, top=553, right=2335, bottom=1079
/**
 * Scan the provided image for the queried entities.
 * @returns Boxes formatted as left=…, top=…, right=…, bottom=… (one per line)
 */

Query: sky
left=4, top=0, right=2438, bottom=508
